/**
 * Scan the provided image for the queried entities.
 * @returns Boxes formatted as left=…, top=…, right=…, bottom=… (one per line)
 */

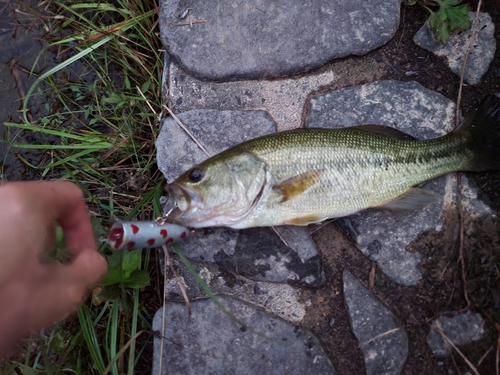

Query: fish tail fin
left=455, top=95, right=500, bottom=171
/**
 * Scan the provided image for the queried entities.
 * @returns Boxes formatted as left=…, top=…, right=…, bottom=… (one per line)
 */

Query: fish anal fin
left=351, top=125, right=416, bottom=141
left=285, top=214, right=324, bottom=226
left=274, top=170, right=323, bottom=203
left=378, top=188, right=437, bottom=210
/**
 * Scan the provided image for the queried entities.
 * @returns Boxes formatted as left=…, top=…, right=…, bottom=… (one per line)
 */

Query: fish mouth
left=167, top=183, right=196, bottom=212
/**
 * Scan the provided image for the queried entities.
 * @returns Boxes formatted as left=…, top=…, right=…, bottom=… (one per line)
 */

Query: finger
left=11, top=180, right=96, bottom=256
left=26, top=250, right=108, bottom=330
left=67, top=248, right=108, bottom=286
left=43, top=181, right=96, bottom=256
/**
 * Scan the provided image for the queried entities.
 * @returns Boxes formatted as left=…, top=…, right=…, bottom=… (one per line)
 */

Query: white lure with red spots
left=107, top=221, right=189, bottom=250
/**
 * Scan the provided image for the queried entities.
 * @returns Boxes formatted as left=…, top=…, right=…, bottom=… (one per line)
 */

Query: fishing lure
left=107, top=219, right=190, bottom=250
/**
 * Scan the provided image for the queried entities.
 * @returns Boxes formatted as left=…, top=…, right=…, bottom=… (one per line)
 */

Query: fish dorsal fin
left=273, top=170, right=323, bottom=203
left=378, top=188, right=437, bottom=210
left=351, top=125, right=417, bottom=141
left=285, top=214, right=324, bottom=226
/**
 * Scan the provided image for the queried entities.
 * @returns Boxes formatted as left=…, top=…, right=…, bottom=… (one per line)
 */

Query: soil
left=292, top=2, right=500, bottom=374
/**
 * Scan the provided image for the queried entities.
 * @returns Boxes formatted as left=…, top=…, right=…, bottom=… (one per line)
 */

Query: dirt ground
left=294, top=2, right=500, bottom=374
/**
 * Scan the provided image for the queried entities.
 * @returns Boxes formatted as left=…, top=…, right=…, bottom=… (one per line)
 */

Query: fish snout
left=167, top=182, right=203, bottom=212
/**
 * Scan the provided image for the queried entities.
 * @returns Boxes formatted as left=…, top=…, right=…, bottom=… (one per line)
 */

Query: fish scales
left=226, top=129, right=471, bottom=226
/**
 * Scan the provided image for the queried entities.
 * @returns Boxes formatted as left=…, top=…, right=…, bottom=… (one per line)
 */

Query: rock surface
left=152, top=296, right=336, bottom=374
left=343, top=271, right=408, bottom=375
left=306, top=80, right=496, bottom=286
left=426, top=311, right=485, bottom=358
left=163, top=256, right=309, bottom=322
left=157, top=109, right=325, bottom=287
left=157, top=109, right=277, bottom=182
left=167, top=62, right=336, bottom=131
left=414, top=12, right=496, bottom=85
left=159, top=0, right=402, bottom=81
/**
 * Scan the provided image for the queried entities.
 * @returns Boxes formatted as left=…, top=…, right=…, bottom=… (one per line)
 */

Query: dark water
left=0, top=0, right=53, bottom=180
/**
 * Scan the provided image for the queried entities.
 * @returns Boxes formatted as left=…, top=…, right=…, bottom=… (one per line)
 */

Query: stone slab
left=162, top=254, right=309, bottom=322
left=159, top=0, right=401, bottom=81
left=414, top=12, right=496, bottom=85
left=157, top=109, right=277, bottom=182
left=343, top=271, right=408, bottom=375
left=426, top=311, right=485, bottom=358
left=306, top=80, right=496, bottom=286
left=157, top=109, right=325, bottom=287
left=152, top=296, right=336, bottom=374
left=167, top=61, right=336, bottom=131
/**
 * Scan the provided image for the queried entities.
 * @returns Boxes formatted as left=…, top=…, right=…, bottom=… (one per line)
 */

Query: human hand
left=0, top=181, right=107, bottom=357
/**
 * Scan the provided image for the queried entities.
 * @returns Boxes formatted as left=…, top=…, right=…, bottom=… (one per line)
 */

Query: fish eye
left=188, top=168, right=204, bottom=183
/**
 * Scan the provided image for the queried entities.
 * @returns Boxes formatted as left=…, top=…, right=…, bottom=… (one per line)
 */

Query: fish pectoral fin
left=351, top=125, right=416, bottom=140
left=378, top=188, right=437, bottom=210
left=284, top=214, right=324, bottom=226
left=273, top=170, right=323, bottom=203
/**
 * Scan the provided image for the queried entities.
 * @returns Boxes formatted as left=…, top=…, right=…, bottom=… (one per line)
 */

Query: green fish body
left=167, top=96, right=500, bottom=229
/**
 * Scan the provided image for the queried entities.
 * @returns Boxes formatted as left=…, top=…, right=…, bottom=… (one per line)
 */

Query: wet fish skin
left=167, top=95, right=500, bottom=229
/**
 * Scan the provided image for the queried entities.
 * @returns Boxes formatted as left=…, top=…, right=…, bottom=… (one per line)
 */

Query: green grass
left=1, top=0, right=166, bottom=373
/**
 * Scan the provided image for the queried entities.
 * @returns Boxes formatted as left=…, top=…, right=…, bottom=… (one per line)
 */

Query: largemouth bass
left=166, top=96, right=500, bottom=229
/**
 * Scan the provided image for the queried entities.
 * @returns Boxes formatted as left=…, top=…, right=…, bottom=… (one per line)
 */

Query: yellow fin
left=377, top=188, right=437, bottom=210
left=285, top=214, right=324, bottom=226
left=273, top=170, right=323, bottom=203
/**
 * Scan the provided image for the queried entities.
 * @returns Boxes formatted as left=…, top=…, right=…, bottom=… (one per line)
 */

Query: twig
left=308, top=219, right=334, bottom=235
left=8, top=58, right=34, bottom=123
left=101, top=330, right=145, bottom=375
left=91, top=137, right=129, bottom=168
left=271, top=227, right=289, bottom=247
left=369, top=261, right=376, bottom=289
left=477, top=345, right=494, bottom=368
left=173, top=19, right=207, bottom=27
left=454, top=0, right=481, bottom=311
left=137, top=86, right=158, bottom=116
left=164, top=245, right=191, bottom=316
left=433, top=321, right=480, bottom=375
left=360, top=327, right=403, bottom=347
left=163, top=105, right=211, bottom=157
left=455, top=0, right=482, bottom=121
left=456, top=174, right=470, bottom=309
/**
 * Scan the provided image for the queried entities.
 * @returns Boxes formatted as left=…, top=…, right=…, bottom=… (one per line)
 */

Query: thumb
left=66, top=248, right=108, bottom=287
left=22, top=249, right=108, bottom=337
left=50, top=249, right=108, bottom=307
left=33, top=249, right=108, bottom=326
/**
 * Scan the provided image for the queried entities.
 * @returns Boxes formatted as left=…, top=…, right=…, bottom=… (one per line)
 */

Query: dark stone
left=159, top=0, right=402, bottom=81
left=343, top=271, right=408, bottom=375
left=413, top=12, right=496, bottom=85
left=211, top=227, right=325, bottom=287
left=426, top=311, right=485, bottom=358
left=152, top=296, right=336, bottom=374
